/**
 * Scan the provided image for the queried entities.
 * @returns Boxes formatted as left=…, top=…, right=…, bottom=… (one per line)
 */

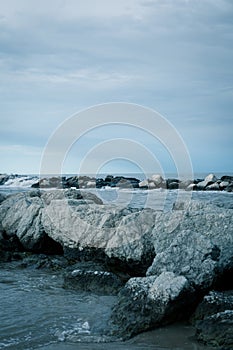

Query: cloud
left=0, top=0, right=233, bottom=173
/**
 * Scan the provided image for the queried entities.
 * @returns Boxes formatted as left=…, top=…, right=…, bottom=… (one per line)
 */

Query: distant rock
left=219, top=181, right=229, bottom=189
left=205, top=174, right=218, bottom=183
left=221, top=175, right=233, bottom=182
left=139, top=179, right=149, bottom=188
left=206, top=183, right=220, bottom=191
left=226, top=183, right=233, bottom=192
left=0, top=174, right=9, bottom=185
left=150, top=174, right=164, bottom=187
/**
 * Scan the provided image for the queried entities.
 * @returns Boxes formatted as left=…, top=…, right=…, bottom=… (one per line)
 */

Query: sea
left=0, top=173, right=232, bottom=350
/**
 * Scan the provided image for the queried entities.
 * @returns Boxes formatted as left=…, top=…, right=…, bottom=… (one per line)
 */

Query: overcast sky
left=0, top=0, right=233, bottom=175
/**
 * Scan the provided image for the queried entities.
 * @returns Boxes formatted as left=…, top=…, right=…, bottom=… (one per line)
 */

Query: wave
left=3, top=175, right=39, bottom=188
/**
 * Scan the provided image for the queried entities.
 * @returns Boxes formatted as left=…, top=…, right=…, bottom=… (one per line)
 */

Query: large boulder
left=147, top=230, right=220, bottom=290
left=110, top=272, right=191, bottom=338
left=0, top=190, right=156, bottom=274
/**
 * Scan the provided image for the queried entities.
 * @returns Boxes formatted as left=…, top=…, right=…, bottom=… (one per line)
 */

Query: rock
left=195, top=180, right=210, bottom=190
left=192, top=291, right=233, bottom=323
left=186, top=183, right=196, bottom=191
left=219, top=181, right=229, bottom=189
left=63, top=262, right=124, bottom=295
left=195, top=310, right=233, bottom=347
left=166, top=179, right=180, bottom=189
left=110, top=272, right=191, bottom=339
left=221, top=175, right=233, bottom=182
left=149, top=174, right=164, bottom=187
left=206, top=183, right=220, bottom=191
left=226, top=183, right=233, bottom=192
left=86, top=181, right=96, bottom=188
left=179, top=180, right=193, bottom=189
left=167, top=181, right=179, bottom=190
left=0, top=193, right=7, bottom=204
left=32, top=177, right=65, bottom=189
left=192, top=291, right=233, bottom=347
left=148, top=181, right=156, bottom=189
left=205, top=174, right=218, bottom=183
left=0, top=174, right=9, bottom=185
left=139, top=180, right=149, bottom=189
left=147, top=230, right=221, bottom=290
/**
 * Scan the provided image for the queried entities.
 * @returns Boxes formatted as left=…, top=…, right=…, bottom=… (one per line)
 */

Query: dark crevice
left=32, top=233, right=64, bottom=255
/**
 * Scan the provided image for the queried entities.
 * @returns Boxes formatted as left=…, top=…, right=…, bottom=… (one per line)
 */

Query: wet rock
left=195, top=310, right=233, bottom=348
left=64, top=262, right=124, bottom=295
left=192, top=291, right=233, bottom=323
left=110, top=272, right=192, bottom=339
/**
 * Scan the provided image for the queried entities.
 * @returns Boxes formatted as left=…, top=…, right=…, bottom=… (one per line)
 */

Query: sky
left=0, top=0, right=233, bottom=176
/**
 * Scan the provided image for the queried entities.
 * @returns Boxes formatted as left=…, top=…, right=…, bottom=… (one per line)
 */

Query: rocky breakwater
left=30, top=173, right=233, bottom=192
left=0, top=190, right=232, bottom=346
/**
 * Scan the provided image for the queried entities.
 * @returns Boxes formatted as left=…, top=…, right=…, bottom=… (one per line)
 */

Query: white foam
left=3, top=176, right=39, bottom=188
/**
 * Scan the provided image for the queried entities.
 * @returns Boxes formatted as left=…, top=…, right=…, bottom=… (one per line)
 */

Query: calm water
left=1, top=185, right=232, bottom=349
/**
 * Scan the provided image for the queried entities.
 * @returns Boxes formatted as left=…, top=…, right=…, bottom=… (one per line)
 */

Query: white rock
left=150, top=174, right=164, bottom=186
left=205, top=174, right=218, bottom=183
left=139, top=180, right=148, bottom=188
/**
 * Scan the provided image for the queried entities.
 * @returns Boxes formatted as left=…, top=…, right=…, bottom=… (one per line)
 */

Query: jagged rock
left=110, top=272, right=192, bottom=339
left=205, top=174, right=218, bottom=183
left=139, top=180, right=149, bottom=188
left=147, top=230, right=221, bottom=289
left=206, top=183, right=220, bottom=191
left=149, top=174, right=164, bottom=187
left=195, top=310, right=233, bottom=347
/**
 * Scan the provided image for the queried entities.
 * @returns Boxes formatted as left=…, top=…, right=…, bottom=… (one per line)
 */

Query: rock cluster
left=1, top=172, right=233, bottom=192
left=0, top=189, right=232, bottom=346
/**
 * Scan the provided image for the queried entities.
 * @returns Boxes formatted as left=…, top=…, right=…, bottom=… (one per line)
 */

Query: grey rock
left=205, top=174, right=218, bottom=183
left=206, top=183, right=220, bottom=191
left=110, top=272, right=191, bottom=338
left=147, top=230, right=219, bottom=289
